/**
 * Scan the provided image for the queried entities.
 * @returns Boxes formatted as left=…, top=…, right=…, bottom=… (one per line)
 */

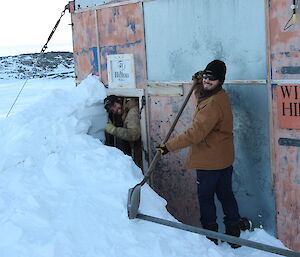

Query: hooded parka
left=113, top=98, right=141, bottom=142
left=113, top=98, right=142, bottom=168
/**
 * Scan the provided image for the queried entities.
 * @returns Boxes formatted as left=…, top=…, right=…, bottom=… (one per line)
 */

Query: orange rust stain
left=149, top=84, right=202, bottom=226
left=96, top=3, right=146, bottom=88
left=71, top=3, right=146, bottom=86
left=72, top=11, right=97, bottom=52
left=97, top=4, right=143, bottom=47
left=275, top=148, right=300, bottom=251
left=269, top=0, right=300, bottom=47
left=269, top=0, right=300, bottom=80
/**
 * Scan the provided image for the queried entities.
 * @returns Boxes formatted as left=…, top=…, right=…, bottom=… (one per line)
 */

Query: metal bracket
left=139, top=96, right=146, bottom=118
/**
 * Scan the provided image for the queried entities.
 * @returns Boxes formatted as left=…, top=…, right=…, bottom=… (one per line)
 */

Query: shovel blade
left=127, top=185, right=141, bottom=219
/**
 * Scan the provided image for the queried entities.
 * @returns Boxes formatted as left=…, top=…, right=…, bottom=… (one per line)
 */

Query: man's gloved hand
left=192, top=70, right=204, bottom=81
left=105, top=122, right=116, bottom=135
left=156, top=144, right=169, bottom=155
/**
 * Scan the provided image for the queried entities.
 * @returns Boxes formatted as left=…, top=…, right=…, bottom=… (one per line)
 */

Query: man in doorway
left=104, top=95, right=142, bottom=168
left=157, top=60, right=242, bottom=247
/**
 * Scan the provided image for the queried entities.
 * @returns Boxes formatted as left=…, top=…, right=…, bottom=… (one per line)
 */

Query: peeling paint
left=101, top=46, right=118, bottom=57
left=278, top=138, right=300, bottom=147
left=281, top=66, right=300, bottom=74
left=71, top=2, right=146, bottom=86
left=279, top=50, right=300, bottom=57
left=127, top=20, right=136, bottom=34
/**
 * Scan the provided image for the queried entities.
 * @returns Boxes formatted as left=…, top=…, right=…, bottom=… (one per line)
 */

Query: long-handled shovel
left=127, top=82, right=198, bottom=219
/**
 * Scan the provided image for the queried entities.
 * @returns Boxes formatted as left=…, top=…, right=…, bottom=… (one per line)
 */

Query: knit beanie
left=204, top=60, right=226, bottom=81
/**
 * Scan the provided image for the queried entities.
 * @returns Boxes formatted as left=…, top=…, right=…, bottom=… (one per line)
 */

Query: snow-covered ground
left=0, top=73, right=289, bottom=256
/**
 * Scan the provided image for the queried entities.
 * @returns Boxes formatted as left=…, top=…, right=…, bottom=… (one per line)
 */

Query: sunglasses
left=203, top=74, right=218, bottom=81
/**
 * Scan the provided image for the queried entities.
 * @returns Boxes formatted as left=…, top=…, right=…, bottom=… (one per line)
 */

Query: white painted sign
left=107, top=54, right=136, bottom=89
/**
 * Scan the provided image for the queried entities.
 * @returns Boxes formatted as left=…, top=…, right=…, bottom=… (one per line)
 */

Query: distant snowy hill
left=0, top=52, right=74, bottom=80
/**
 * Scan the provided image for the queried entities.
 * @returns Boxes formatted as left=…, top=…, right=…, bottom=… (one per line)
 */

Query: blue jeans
left=196, top=166, right=240, bottom=226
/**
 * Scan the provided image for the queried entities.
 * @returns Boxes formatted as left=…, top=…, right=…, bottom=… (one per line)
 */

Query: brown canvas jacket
left=114, top=99, right=141, bottom=142
left=166, top=89, right=234, bottom=170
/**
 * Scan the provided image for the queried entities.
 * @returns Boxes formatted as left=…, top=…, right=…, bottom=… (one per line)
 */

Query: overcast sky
left=0, top=0, right=73, bottom=57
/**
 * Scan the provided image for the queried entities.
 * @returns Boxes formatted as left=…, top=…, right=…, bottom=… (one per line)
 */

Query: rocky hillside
left=0, top=52, right=74, bottom=80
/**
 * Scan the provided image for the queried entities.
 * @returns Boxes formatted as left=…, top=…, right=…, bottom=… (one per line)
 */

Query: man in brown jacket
left=157, top=60, right=241, bottom=247
left=104, top=95, right=142, bottom=168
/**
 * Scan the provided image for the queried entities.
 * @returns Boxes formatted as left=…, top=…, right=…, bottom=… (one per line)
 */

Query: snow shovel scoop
left=127, top=82, right=198, bottom=220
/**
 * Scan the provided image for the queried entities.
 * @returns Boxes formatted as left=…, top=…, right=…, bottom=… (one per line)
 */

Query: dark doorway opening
left=104, top=96, right=143, bottom=169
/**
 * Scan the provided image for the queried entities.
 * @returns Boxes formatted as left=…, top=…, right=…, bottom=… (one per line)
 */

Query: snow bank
left=0, top=75, right=286, bottom=257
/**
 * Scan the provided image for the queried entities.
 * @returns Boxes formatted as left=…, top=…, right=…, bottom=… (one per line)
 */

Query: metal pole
left=137, top=214, right=300, bottom=257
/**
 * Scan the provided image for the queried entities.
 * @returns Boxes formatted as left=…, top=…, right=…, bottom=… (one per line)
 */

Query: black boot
left=225, top=223, right=241, bottom=248
left=239, top=217, right=252, bottom=231
left=203, top=223, right=219, bottom=245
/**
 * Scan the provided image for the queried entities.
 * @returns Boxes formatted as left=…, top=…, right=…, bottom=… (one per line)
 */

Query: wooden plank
left=148, top=80, right=267, bottom=85
left=146, top=80, right=268, bottom=96
left=272, top=80, right=300, bottom=84
left=106, top=88, right=144, bottom=97
left=74, top=0, right=153, bottom=13
left=147, top=82, right=184, bottom=96
left=224, top=80, right=267, bottom=85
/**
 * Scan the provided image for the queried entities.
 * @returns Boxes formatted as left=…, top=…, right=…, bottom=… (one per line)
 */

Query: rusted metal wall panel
left=149, top=84, right=201, bottom=226
left=72, top=11, right=99, bottom=82
left=96, top=3, right=147, bottom=88
left=269, top=0, right=300, bottom=80
left=71, top=2, right=147, bottom=87
left=271, top=83, right=300, bottom=251
left=269, top=0, right=300, bottom=251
